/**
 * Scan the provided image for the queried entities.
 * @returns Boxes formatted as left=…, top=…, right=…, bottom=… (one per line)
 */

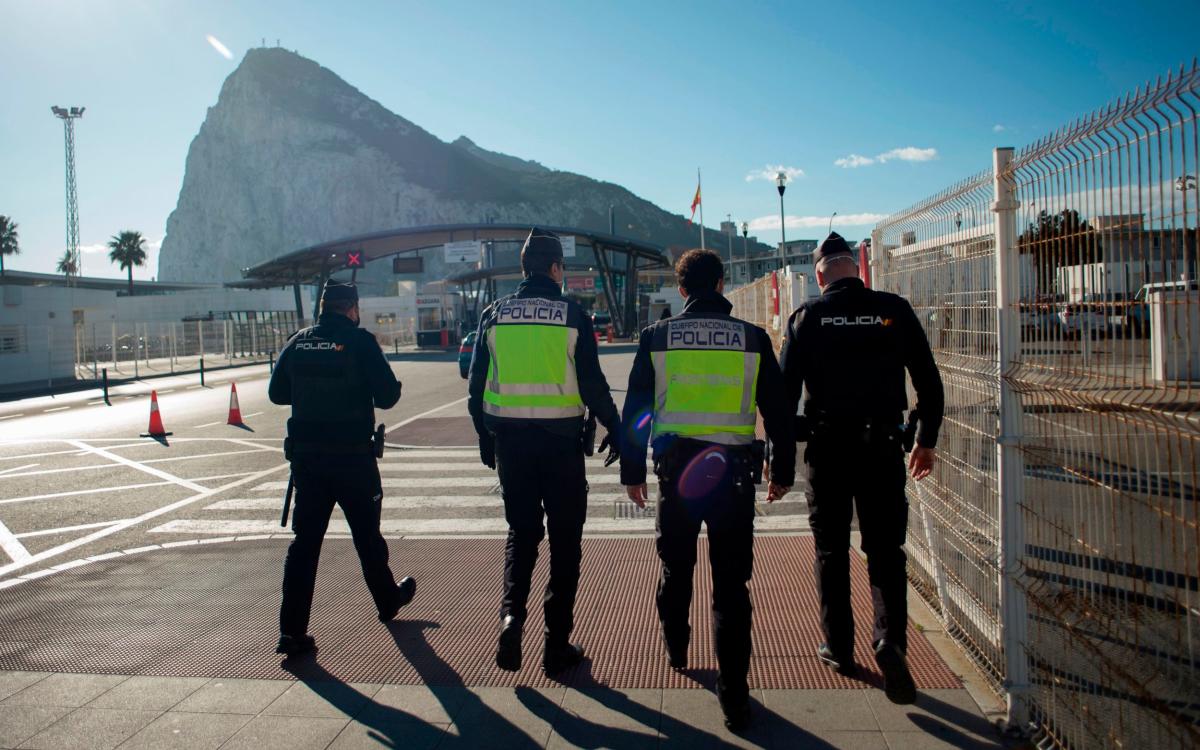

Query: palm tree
left=0, top=216, right=19, bottom=277
left=56, top=250, right=78, bottom=278
left=107, top=230, right=147, bottom=296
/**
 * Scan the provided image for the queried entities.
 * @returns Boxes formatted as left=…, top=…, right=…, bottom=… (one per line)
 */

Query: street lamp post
left=827, top=211, right=838, bottom=234
left=776, top=172, right=787, bottom=269
left=741, top=221, right=749, bottom=282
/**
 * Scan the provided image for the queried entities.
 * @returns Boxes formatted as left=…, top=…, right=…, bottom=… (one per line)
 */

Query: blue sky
left=1, top=0, right=1197, bottom=279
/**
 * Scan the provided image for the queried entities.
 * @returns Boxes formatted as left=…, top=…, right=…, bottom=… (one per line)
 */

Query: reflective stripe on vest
left=651, top=317, right=759, bottom=445
left=483, top=297, right=584, bottom=420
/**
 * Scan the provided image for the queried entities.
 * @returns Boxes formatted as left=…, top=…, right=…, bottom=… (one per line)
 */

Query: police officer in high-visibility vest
left=269, top=280, right=416, bottom=658
left=779, top=232, right=944, bottom=705
left=621, top=249, right=794, bottom=731
left=467, top=227, right=621, bottom=676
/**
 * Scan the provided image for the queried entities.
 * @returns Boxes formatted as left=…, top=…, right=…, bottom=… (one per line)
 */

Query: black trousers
left=495, top=426, right=587, bottom=646
left=280, top=455, right=400, bottom=637
left=655, top=447, right=756, bottom=704
left=804, top=435, right=909, bottom=655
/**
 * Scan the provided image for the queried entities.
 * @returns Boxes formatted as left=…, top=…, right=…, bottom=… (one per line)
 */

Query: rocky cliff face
left=158, top=48, right=769, bottom=284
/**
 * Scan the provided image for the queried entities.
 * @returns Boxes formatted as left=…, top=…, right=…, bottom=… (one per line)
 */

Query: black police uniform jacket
left=619, top=290, right=796, bottom=488
left=467, top=273, right=620, bottom=440
left=268, top=312, right=401, bottom=447
left=779, top=277, right=944, bottom=448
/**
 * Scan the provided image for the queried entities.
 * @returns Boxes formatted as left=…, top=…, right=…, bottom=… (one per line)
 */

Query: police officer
left=779, top=232, right=944, bottom=705
left=467, top=228, right=621, bottom=676
left=621, top=249, right=794, bottom=731
left=269, top=280, right=416, bottom=657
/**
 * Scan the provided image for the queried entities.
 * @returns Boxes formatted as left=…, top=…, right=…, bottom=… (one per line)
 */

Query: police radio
left=581, top=411, right=597, bottom=456
left=900, top=410, right=920, bottom=453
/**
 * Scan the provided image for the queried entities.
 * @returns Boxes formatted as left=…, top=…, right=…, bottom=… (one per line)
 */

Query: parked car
left=458, top=331, right=477, bottom=379
left=1021, top=299, right=1063, bottom=338
left=1126, top=280, right=1198, bottom=336
left=1057, top=302, right=1107, bottom=339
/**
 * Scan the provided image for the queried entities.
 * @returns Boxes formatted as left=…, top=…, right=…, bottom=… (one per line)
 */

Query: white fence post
left=992, top=146, right=1029, bottom=728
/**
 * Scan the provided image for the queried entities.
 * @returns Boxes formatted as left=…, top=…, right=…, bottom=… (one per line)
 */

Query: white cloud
left=993, top=124, right=1007, bottom=133
left=834, top=154, right=875, bottom=169
left=745, top=164, right=805, bottom=183
left=835, top=146, right=938, bottom=168
left=79, top=237, right=162, bottom=255
left=748, top=213, right=889, bottom=232
left=877, top=146, right=938, bottom=163
left=206, top=34, right=234, bottom=60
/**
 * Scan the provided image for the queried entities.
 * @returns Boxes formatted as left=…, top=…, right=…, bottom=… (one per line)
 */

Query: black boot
left=543, top=641, right=585, bottom=676
left=495, top=615, right=523, bottom=671
left=662, top=630, right=688, bottom=670
left=378, top=577, right=417, bottom=622
left=719, top=693, right=751, bottom=731
left=275, top=633, right=316, bottom=658
left=817, top=643, right=858, bottom=676
left=874, top=642, right=916, bottom=704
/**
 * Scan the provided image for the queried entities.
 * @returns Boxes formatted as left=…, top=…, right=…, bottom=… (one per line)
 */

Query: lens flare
left=206, top=34, right=234, bottom=60
left=677, top=445, right=729, bottom=502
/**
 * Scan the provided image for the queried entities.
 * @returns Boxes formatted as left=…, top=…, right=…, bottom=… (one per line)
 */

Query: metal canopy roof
left=239, top=223, right=671, bottom=285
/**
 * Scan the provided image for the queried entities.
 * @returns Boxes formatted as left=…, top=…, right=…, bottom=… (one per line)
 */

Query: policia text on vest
left=268, top=280, right=417, bottom=659
left=620, top=249, right=795, bottom=731
left=467, top=228, right=622, bottom=678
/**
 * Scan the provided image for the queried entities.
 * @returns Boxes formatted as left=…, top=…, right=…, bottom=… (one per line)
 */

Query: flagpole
left=697, top=168, right=705, bottom=251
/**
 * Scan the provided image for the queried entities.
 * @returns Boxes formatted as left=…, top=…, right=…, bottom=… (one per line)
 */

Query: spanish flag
left=688, top=181, right=702, bottom=224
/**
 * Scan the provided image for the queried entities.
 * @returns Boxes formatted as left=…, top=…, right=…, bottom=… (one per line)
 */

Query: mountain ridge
left=157, top=48, right=770, bottom=284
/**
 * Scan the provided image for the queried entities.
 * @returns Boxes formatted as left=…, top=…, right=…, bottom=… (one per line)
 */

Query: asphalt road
left=0, top=346, right=810, bottom=582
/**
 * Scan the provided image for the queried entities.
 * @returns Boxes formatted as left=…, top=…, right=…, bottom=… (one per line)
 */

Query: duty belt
left=283, top=437, right=373, bottom=458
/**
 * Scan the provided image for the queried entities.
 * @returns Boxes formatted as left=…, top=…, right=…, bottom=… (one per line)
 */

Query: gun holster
left=749, top=439, right=766, bottom=484
left=373, top=424, right=386, bottom=459
left=581, top=412, right=597, bottom=457
left=793, top=415, right=812, bottom=443
left=283, top=437, right=293, bottom=462
left=901, top=410, right=919, bottom=453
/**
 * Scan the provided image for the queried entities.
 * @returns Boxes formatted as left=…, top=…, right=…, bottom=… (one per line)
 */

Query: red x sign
left=345, top=251, right=363, bottom=268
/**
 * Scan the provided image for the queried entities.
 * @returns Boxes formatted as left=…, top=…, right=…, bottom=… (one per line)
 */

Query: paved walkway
left=0, top=536, right=1011, bottom=748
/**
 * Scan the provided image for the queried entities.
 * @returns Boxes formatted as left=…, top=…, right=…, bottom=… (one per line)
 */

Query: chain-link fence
left=872, top=62, right=1199, bottom=749
left=726, top=267, right=809, bottom=351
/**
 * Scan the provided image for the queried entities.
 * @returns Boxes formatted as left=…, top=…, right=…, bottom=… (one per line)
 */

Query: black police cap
left=521, top=227, right=565, bottom=260
left=813, top=232, right=855, bottom=265
left=321, top=280, right=359, bottom=305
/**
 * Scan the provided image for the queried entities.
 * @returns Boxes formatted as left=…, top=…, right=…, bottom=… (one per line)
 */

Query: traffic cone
left=606, top=325, right=614, bottom=343
left=140, top=390, right=172, bottom=438
left=227, top=382, right=244, bottom=426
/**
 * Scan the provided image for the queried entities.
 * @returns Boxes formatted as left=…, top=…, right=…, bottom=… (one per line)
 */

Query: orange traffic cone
left=140, top=390, right=172, bottom=438
left=227, top=382, right=244, bottom=426
left=606, top=325, right=614, bottom=344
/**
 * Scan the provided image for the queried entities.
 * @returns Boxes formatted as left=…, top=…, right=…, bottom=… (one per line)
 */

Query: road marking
left=0, top=414, right=25, bottom=421
left=242, top=412, right=263, bottom=418
left=88, top=401, right=107, bottom=406
left=0, top=481, right=173, bottom=505
left=203, top=493, right=634, bottom=511
left=193, top=422, right=222, bottom=429
left=0, top=463, right=39, bottom=476
left=0, top=519, right=32, bottom=563
left=68, top=440, right=208, bottom=494
left=158, top=389, right=175, bottom=394
left=140, top=448, right=273, bottom=465
left=227, top=438, right=282, bottom=453
left=42, top=406, right=71, bottom=413
left=0, top=461, right=289, bottom=577
left=388, top=396, right=470, bottom=431
left=14, top=520, right=126, bottom=539
left=252, top=475, right=623, bottom=490
left=189, top=471, right=257, bottom=482
left=382, top=449, right=474, bottom=459
left=149, top=516, right=809, bottom=536
left=187, top=385, right=203, bottom=390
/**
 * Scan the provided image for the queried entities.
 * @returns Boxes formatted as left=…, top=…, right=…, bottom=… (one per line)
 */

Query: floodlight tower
left=51, top=106, right=85, bottom=281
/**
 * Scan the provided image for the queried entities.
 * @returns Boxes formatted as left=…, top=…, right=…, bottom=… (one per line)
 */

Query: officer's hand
left=479, top=437, right=496, bottom=470
left=909, top=446, right=936, bottom=481
left=625, top=483, right=648, bottom=509
left=766, top=482, right=791, bottom=503
left=598, top=433, right=620, bottom=467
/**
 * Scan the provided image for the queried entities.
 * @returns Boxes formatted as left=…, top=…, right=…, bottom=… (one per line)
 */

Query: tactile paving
left=0, top=537, right=961, bottom=689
